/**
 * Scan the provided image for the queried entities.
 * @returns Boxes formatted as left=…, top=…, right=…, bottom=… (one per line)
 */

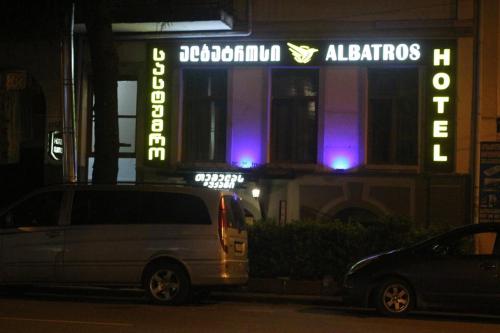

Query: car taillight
left=218, top=197, right=228, bottom=253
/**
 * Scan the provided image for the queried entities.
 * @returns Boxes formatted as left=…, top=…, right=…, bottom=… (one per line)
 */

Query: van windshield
left=223, top=195, right=245, bottom=230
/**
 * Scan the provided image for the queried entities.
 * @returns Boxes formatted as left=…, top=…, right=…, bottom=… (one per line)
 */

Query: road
left=0, top=290, right=499, bottom=333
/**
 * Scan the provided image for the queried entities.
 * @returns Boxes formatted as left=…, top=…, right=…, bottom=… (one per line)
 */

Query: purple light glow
left=324, top=147, right=359, bottom=170
left=231, top=142, right=262, bottom=169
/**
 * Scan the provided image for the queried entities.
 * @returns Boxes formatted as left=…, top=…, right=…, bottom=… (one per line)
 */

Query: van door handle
left=479, top=262, right=497, bottom=271
left=45, top=231, right=61, bottom=238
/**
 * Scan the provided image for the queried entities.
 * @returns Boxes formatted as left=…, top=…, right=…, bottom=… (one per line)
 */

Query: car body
left=343, top=223, right=500, bottom=315
left=0, top=184, right=249, bottom=304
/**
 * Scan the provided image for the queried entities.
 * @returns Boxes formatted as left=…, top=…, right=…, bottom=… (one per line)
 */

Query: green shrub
left=247, top=217, right=446, bottom=281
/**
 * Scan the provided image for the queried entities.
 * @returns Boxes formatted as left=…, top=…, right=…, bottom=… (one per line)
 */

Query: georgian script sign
left=176, top=41, right=424, bottom=65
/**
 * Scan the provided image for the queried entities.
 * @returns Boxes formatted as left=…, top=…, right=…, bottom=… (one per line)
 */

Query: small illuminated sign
left=287, top=42, right=318, bottom=64
left=146, top=47, right=168, bottom=163
left=194, top=173, right=245, bottom=189
left=427, top=42, right=455, bottom=172
left=49, top=131, right=63, bottom=161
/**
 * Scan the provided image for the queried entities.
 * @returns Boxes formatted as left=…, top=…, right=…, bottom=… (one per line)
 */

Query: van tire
left=143, top=263, right=190, bottom=305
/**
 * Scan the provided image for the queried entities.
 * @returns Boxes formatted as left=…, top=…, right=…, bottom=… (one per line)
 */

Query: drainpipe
left=61, top=2, right=77, bottom=183
left=470, top=0, right=481, bottom=224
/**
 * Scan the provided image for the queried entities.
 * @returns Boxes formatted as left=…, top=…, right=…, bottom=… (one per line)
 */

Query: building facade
left=73, top=0, right=476, bottom=226
left=5, top=0, right=500, bottom=228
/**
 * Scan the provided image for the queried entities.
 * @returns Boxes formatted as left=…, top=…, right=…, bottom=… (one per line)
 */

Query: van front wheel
left=144, top=263, right=190, bottom=305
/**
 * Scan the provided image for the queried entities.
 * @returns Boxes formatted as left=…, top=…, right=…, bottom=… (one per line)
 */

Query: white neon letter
left=433, top=96, right=450, bottom=114
left=434, top=49, right=451, bottom=66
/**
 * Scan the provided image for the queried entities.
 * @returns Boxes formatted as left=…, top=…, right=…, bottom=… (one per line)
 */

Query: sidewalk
left=211, top=277, right=343, bottom=306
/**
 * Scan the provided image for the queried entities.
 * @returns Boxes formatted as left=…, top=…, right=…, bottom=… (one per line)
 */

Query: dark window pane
left=368, top=68, right=418, bottom=165
left=71, top=190, right=140, bottom=225
left=271, top=69, right=318, bottom=163
left=182, top=69, right=227, bottom=162
left=222, top=195, right=246, bottom=230
left=443, top=232, right=497, bottom=256
left=4, top=191, right=62, bottom=228
left=141, top=192, right=211, bottom=225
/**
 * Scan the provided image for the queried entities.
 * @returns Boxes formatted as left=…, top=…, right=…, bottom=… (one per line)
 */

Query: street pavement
left=0, top=288, right=499, bottom=333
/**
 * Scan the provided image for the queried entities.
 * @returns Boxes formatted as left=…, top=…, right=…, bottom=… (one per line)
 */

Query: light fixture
left=251, top=188, right=261, bottom=199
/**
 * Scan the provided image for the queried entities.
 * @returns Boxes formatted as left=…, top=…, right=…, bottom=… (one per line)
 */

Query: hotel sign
left=146, top=40, right=456, bottom=173
left=426, top=41, right=455, bottom=173
left=177, top=41, right=423, bottom=65
left=146, top=47, right=169, bottom=165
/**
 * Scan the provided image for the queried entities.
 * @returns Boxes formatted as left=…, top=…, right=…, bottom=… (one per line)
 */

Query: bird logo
left=287, top=42, right=319, bottom=64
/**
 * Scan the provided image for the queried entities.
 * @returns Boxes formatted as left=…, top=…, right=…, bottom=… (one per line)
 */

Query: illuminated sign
left=427, top=42, right=455, bottom=172
left=146, top=47, right=168, bottom=163
left=176, top=41, right=422, bottom=65
left=194, top=173, right=245, bottom=189
left=48, top=131, right=63, bottom=161
left=179, top=44, right=280, bottom=63
left=324, top=43, right=420, bottom=62
left=287, top=42, right=318, bottom=64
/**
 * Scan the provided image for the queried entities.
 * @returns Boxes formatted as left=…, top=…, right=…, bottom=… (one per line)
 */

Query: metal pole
left=470, top=0, right=481, bottom=224
left=61, top=2, right=77, bottom=183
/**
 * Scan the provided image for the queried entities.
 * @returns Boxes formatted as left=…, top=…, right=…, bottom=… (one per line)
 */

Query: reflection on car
left=343, top=223, right=500, bottom=316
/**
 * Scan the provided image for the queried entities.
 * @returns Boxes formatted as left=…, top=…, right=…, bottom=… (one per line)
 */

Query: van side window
left=71, top=191, right=140, bottom=225
left=222, top=195, right=246, bottom=230
left=1, top=191, right=62, bottom=228
left=141, top=192, right=211, bottom=225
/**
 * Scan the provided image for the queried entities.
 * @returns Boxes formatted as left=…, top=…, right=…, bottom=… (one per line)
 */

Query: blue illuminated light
left=331, top=157, right=351, bottom=170
left=239, top=159, right=254, bottom=169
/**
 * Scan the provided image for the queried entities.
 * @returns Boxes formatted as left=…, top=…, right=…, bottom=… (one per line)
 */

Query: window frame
left=269, top=67, right=320, bottom=165
left=181, top=68, right=228, bottom=164
left=86, top=77, right=139, bottom=182
left=363, top=66, right=423, bottom=171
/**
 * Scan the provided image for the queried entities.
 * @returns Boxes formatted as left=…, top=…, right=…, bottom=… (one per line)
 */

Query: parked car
left=343, top=223, right=500, bottom=315
left=0, top=184, right=248, bottom=304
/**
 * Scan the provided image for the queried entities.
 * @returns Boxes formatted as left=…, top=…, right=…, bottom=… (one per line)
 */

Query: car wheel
left=376, top=279, right=414, bottom=316
left=144, top=263, right=190, bottom=305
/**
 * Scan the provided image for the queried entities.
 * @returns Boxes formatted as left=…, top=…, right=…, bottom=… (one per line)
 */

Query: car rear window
left=222, top=195, right=246, bottom=230
left=71, top=190, right=211, bottom=225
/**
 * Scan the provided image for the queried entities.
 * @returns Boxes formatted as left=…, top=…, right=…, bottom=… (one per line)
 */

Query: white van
left=0, top=184, right=248, bottom=304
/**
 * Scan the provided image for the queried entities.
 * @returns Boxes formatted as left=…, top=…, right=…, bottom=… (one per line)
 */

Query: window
left=368, top=68, right=418, bottom=165
left=182, top=69, right=227, bottom=162
left=141, top=192, right=211, bottom=225
left=71, top=190, right=140, bottom=225
left=436, top=232, right=498, bottom=256
left=2, top=191, right=62, bottom=228
left=88, top=80, right=137, bottom=182
left=222, top=195, right=246, bottom=230
left=71, top=190, right=211, bottom=225
left=271, top=69, right=318, bottom=163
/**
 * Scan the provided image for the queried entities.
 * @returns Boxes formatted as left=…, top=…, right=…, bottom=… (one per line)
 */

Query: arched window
left=333, top=207, right=378, bottom=224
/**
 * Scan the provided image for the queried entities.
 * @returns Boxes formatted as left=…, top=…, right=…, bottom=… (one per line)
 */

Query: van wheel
left=144, top=263, right=190, bottom=305
left=375, top=278, right=414, bottom=316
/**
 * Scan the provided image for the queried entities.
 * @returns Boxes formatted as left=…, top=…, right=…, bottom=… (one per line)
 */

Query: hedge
left=247, top=217, right=448, bottom=281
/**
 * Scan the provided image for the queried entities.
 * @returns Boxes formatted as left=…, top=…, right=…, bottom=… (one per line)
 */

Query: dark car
left=343, top=223, right=500, bottom=316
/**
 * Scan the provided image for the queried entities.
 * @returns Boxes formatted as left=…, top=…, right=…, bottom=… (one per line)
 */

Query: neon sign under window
left=194, top=173, right=245, bottom=189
